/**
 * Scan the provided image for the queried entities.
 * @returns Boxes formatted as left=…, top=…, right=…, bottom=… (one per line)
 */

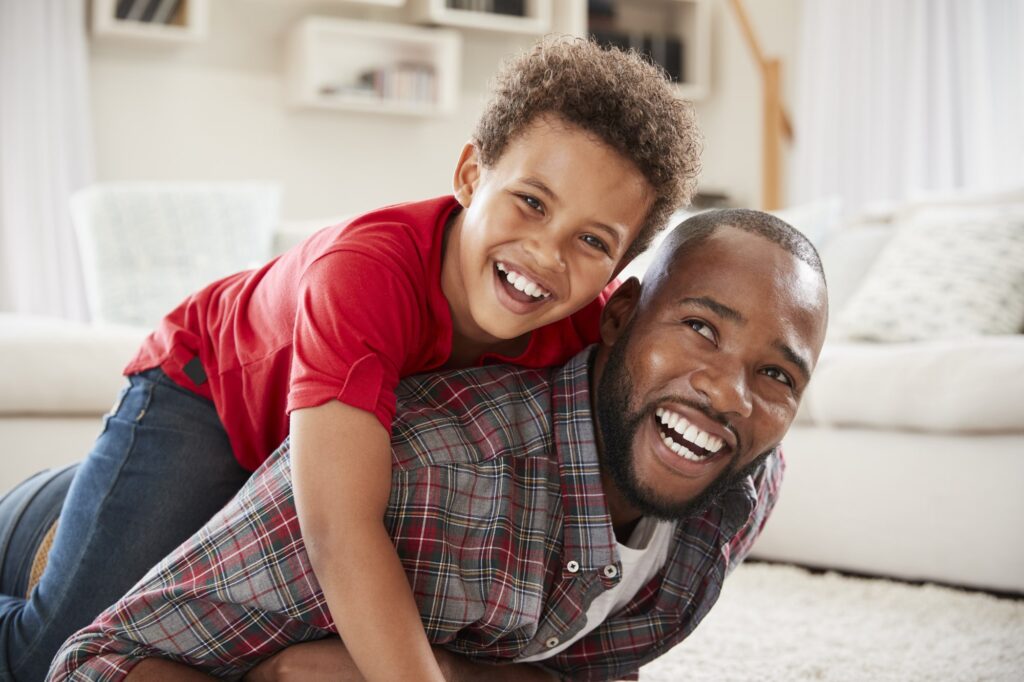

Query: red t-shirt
left=126, top=196, right=614, bottom=471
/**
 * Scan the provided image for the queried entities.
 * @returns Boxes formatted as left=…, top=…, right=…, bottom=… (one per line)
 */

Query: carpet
left=639, top=562, right=1024, bottom=681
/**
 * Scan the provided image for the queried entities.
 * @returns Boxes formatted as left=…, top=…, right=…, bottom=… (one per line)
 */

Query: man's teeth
left=496, top=262, right=550, bottom=299
left=655, top=407, right=724, bottom=461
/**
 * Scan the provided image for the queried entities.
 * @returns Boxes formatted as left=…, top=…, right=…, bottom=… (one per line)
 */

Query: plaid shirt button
left=603, top=564, right=618, bottom=579
left=566, top=560, right=580, bottom=573
left=546, top=637, right=560, bottom=648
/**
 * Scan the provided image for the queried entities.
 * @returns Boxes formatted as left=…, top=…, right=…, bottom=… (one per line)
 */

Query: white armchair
left=69, top=182, right=281, bottom=327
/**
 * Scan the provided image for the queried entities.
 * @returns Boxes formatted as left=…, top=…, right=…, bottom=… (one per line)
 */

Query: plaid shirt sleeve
left=725, top=447, right=785, bottom=574
left=47, top=445, right=335, bottom=681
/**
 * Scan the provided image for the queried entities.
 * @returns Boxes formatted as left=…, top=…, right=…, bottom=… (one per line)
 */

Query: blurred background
left=1, top=0, right=1022, bottom=596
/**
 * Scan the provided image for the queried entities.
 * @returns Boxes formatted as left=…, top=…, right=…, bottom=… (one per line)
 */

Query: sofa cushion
left=0, top=314, right=147, bottom=415
left=832, top=204, right=1024, bottom=342
left=800, top=335, right=1024, bottom=433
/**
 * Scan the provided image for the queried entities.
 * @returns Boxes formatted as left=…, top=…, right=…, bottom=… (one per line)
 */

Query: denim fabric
left=0, top=368, right=250, bottom=682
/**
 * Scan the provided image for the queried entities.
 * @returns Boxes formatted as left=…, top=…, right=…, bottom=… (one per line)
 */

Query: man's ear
left=600, top=277, right=641, bottom=345
left=452, top=140, right=482, bottom=208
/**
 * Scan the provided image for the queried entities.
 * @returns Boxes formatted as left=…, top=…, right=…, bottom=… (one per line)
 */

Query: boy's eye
left=520, top=194, right=544, bottom=214
left=581, top=234, right=610, bottom=254
left=761, top=367, right=794, bottom=387
left=684, top=319, right=716, bottom=344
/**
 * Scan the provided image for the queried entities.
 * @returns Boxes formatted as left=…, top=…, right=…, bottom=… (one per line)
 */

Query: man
left=49, top=209, right=828, bottom=682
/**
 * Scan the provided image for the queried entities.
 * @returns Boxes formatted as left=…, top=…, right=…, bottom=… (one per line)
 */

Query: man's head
left=470, top=36, right=702, bottom=262
left=592, top=209, right=829, bottom=525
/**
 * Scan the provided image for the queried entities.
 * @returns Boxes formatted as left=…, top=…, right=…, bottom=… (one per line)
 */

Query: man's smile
left=655, top=406, right=725, bottom=460
left=641, top=402, right=736, bottom=479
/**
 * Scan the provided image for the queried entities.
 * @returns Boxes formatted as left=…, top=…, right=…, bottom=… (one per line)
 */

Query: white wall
left=88, top=0, right=802, bottom=222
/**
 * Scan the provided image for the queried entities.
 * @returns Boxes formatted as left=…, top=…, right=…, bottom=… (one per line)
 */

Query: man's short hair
left=474, top=36, right=703, bottom=261
left=660, top=208, right=826, bottom=280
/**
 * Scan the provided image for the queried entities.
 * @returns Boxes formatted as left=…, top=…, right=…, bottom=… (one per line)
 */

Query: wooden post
left=763, top=59, right=783, bottom=210
left=727, top=0, right=793, bottom=210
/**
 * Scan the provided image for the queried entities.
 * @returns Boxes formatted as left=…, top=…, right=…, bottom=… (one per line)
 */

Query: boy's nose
left=523, top=233, right=567, bottom=273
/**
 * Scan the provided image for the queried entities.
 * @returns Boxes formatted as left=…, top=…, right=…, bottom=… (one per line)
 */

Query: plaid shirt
left=49, top=349, right=783, bottom=682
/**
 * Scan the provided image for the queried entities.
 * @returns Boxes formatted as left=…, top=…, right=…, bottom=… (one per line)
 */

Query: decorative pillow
left=832, top=204, right=1024, bottom=341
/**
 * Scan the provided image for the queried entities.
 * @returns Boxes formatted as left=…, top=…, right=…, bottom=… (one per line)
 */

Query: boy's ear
left=452, top=140, right=482, bottom=208
left=600, top=277, right=642, bottom=346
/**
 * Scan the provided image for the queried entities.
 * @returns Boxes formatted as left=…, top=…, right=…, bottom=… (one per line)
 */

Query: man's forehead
left=647, top=229, right=828, bottom=354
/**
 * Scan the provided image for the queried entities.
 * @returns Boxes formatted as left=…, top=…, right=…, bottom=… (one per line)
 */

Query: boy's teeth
left=654, top=407, right=725, bottom=455
left=496, top=262, right=550, bottom=299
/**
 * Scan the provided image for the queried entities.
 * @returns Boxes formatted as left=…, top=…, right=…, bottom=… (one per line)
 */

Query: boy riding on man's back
left=0, top=37, right=701, bottom=681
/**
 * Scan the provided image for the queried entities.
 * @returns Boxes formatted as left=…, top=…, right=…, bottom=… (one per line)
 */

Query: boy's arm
left=291, top=401, right=446, bottom=682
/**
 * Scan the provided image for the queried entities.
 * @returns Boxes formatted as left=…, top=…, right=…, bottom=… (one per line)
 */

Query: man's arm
left=126, top=659, right=218, bottom=681
left=245, top=638, right=558, bottom=682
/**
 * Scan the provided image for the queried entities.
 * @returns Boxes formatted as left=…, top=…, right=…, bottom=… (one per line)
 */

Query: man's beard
left=595, top=320, right=773, bottom=522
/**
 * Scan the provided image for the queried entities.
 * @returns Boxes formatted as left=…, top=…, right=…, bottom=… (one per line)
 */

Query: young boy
left=0, top=37, right=701, bottom=681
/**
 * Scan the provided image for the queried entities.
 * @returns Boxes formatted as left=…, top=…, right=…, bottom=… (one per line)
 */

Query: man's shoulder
left=391, top=363, right=560, bottom=470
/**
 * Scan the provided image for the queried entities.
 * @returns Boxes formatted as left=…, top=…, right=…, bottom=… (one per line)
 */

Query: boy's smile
left=442, top=114, right=654, bottom=357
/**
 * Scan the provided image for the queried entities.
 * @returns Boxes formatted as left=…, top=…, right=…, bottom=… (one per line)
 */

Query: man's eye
left=581, top=234, right=610, bottom=254
left=762, top=367, right=793, bottom=387
left=684, top=319, right=716, bottom=343
left=520, top=195, right=544, bottom=213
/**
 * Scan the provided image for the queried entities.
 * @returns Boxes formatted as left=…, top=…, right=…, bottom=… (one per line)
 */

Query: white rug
left=639, top=562, right=1024, bottom=681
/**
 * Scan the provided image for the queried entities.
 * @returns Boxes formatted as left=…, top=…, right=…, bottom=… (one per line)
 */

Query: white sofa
left=747, top=217, right=1024, bottom=594
left=1, top=199, right=1022, bottom=595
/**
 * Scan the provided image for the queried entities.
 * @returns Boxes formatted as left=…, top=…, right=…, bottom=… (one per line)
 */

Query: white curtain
left=0, top=0, right=94, bottom=319
left=791, top=0, right=1024, bottom=215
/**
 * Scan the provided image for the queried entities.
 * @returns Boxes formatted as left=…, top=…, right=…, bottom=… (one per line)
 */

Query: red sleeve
left=287, top=247, right=424, bottom=431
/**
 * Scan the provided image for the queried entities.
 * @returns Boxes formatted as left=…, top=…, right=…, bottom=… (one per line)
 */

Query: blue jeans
left=0, top=368, right=250, bottom=681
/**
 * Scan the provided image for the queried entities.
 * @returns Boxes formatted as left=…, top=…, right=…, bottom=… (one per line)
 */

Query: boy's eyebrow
left=679, top=296, right=745, bottom=323
left=520, top=177, right=624, bottom=248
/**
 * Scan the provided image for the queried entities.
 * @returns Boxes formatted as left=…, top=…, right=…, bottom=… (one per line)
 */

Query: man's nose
left=692, top=361, right=754, bottom=419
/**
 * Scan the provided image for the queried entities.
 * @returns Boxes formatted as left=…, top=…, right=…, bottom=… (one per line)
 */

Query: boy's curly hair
left=474, top=36, right=703, bottom=261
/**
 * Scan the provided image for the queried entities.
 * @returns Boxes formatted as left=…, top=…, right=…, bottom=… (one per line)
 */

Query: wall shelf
left=407, top=0, right=552, bottom=34
left=286, top=17, right=462, bottom=117
left=91, top=0, right=209, bottom=44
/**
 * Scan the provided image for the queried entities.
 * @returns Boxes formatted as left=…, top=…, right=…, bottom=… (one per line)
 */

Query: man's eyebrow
left=679, top=296, right=745, bottom=323
left=520, top=177, right=623, bottom=248
left=774, top=341, right=811, bottom=383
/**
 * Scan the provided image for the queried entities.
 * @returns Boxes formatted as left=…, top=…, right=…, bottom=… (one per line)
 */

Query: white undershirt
left=518, top=517, right=677, bottom=662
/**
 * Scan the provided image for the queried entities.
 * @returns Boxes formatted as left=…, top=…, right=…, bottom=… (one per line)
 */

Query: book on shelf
left=591, top=30, right=684, bottom=83
left=115, top=0, right=135, bottom=19
left=152, top=0, right=184, bottom=24
left=124, top=0, right=150, bottom=21
left=444, top=0, right=526, bottom=17
left=117, top=0, right=183, bottom=24
left=318, top=62, right=437, bottom=107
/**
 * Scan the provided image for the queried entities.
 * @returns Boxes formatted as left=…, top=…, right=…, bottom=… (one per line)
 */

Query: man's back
left=49, top=350, right=781, bottom=682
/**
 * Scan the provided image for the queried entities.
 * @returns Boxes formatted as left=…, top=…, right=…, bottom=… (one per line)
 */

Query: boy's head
left=473, top=36, right=702, bottom=261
